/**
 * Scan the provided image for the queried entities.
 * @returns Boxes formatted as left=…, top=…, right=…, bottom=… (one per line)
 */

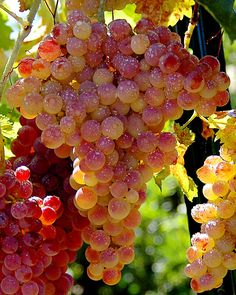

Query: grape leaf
left=170, top=163, right=198, bottom=201
left=18, top=0, right=34, bottom=12
left=161, top=175, right=179, bottom=198
left=196, top=0, right=236, bottom=42
left=0, top=12, right=14, bottom=50
left=0, top=114, right=15, bottom=139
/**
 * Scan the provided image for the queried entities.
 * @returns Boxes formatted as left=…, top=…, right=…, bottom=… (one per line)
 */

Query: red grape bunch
left=0, top=162, right=63, bottom=295
left=185, top=155, right=236, bottom=293
left=0, top=119, right=92, bottom=295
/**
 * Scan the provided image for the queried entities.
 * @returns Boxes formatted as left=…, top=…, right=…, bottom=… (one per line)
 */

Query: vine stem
left=0, top=0, right=42, bottom=100
left=98, top=0, right=106, bottom=23
left=184, top=2, right=199, bottom=49
left=0, top=4, right=26, bottom=26
left=180, top=111, right=198, bottom=129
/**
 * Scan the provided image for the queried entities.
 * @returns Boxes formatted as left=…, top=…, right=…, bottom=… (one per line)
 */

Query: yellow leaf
left=18, top=0, right=34, bottom=12
left=170, top=163, right=198, bottom=201
left=174, top=123, right=195, bottom=147
left=134, top=0, right=195, bottom=26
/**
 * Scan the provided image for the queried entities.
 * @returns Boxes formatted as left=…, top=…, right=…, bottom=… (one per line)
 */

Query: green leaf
left=0, top=114, right=15, bottom=139
left=0, top=12, right=14, bottom=50
left=161, top=175, right=179, bottom=198
left=196, top=0, right=236, bottom=42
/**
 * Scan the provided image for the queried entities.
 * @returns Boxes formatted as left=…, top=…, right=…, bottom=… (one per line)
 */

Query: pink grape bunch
left=5, top=4, right=230, bottom=286
left=0, top=119, right=91, bottom=295
left=185, top=155, right=236, bottom=293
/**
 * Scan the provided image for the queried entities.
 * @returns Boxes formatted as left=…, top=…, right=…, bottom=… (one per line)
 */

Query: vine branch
left=0, top=0, right=42, bottom=100
left=98, top=0, right=106, bottom=23
left=0, top=4, right=26, bottom=26
left=184, top=2, right=199, bottom=49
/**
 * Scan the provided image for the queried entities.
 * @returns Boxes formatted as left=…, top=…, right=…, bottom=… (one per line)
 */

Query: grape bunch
left=5, top=3, right=230, bottom=286
left=0, top=163, right=64, bottom=295
left=185, top=155, right=236, bottom=293
left=0, top=119, right=91, bottom=295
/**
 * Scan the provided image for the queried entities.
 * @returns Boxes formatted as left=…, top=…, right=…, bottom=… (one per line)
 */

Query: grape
left=205, top=220, right=225, bottom=239
left=109, top=19, right=132, bottom=41
left=73, top=20, right=92, bottom=40
left=184, top=71, right=205, bottom=93
left=90, top=230, right=110, bottom=251
left=51, top=57, right=73, bottom=80
left=131, top=34, right=150, bottom=55
left=4, top=253, right=21, bottom=271
left=15, top=166, right=30, bottom=182
left=43, top=94, right=63, bottom=114
left=15, top=265, right=33, bottom=282
left=142, top=106, right=163, bottom=127
left=32, top=58, right=51, bottom=80
left=81, top=120, right=101, bottom=142
left=11, top=202, right=28, bottom=219
left=159, top=52, right=180, bottom=74
left=38, top=38, right=62, bottom=62
left=101, top=116, right=124, bottom=140
left=102, top=268, right=121, bottom=285
left=1, top=275, right=20, bottom=294
left=74, top=186, right=97, bottom=210
left=177, top=90, right=200, bottom=110
left=93, top=68, right=114, bottom=85
left=18, top=57, right=35, bottom=78
left=35, top=113, right=57, bottom=131
left=41, top=125, right=65, bottom=149
left=21, top=281, right=39, bottom=295
left=117, top=246, right=135, bottom=264
left=6, top=82, right=25, bottom=108
left=112, top=54, right=140, bottom=79
left=52, top=23, right=73, bottom=45
left=144, top=43, right=166, bottom=67
left=22, top=92, right=43, bottom=116
left=203, top=249, right=223, bottom=268
left=108, top=198, right=131, bottom=220
left=200, top=55, right=220, bottom=75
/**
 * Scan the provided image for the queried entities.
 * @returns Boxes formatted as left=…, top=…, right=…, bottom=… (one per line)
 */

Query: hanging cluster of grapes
left=185, top=115, right=236, bottom=293
left=0, top=118, right=90, bottom=294
left=3, top=0, right=231, bottom=293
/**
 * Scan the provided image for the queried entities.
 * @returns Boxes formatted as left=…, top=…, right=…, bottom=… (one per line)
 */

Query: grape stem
left=184, top=2, right=199, bottom=49
left=43, top=0, right=59, bottom=24
left=98, top=0, right=106, bottom=23
left=180, top=111, right=198, bottom=129
left=0, top=4, right=26, bottom=26
left=0, top=0, right=42, bottom=100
